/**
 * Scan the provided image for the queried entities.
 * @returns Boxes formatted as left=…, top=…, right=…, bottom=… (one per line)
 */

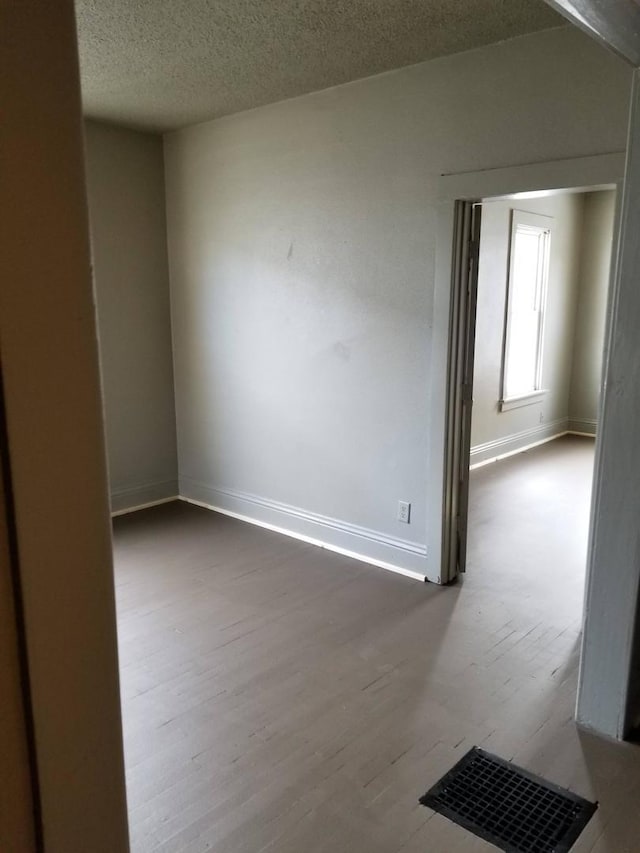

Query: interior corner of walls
left=178, top=477, right=431, bottom=581
left=110, top=479, right=179, bottom=513
left=84, top=119, right=179, bottom=520
left=567, top=418, right=597, bottom=436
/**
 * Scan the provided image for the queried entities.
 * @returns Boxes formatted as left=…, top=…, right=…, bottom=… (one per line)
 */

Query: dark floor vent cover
left=419, top=747, right=597, bottom=853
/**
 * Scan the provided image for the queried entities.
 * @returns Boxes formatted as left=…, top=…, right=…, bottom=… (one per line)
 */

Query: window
left=500, top=211, right=551, bottom=411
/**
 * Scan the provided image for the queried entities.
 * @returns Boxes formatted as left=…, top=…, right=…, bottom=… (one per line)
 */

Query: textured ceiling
left=76, top=0, right=563, bottom=133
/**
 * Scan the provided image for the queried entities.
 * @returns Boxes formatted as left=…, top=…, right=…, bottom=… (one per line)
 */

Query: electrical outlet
left=397, top=500, right=411, bottom=524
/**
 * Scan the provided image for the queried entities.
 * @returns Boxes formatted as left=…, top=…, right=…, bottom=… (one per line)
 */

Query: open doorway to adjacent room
left=462, top=185, right=617, bottom=616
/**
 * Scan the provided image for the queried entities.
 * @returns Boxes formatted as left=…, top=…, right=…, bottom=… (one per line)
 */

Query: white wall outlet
left=397, top=500, right=411, bottom=524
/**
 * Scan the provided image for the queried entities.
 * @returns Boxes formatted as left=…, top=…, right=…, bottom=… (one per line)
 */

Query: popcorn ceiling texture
left=76, top=0, right=563, bottom=132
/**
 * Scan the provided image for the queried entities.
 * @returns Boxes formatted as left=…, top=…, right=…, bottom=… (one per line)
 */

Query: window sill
left=500, top=391, right=548, bottom=412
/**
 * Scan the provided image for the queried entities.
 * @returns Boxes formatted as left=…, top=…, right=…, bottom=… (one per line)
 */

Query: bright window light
left=502, top=212, right=551, bottom=403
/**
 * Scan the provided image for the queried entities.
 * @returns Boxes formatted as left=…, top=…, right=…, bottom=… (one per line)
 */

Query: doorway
left=469, top=188, right=615, bottom=473
left=458, top=185, right=617, bottom=627
left=438, top=155, right=624, bottom=587
left=439, top=170, right=622, bottom=734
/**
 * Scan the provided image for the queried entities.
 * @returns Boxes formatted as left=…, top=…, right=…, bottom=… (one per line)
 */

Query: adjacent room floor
left=114, top=435, right=640, bottom=852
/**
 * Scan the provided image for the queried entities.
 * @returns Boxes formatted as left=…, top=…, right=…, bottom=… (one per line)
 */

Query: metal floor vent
left=419, top=747, right=597, bottom=853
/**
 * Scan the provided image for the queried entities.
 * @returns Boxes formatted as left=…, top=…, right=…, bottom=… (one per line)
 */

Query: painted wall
left=470, top=194, right=585, bottom=463
left=84, top=121, right=178, bottom=511
left=577, top=71, right=640, bottom=741
left=164, top=26, right=631, bottom=580
left=569, top=190, right=617, bottom=433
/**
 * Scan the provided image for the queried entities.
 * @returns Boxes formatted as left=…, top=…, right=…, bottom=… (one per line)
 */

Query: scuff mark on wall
left=333, top=341, right=351, bottom=361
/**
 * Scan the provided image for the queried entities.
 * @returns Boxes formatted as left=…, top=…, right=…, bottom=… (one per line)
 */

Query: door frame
left=436, top=153, right=625, bottom=584
left=0, top=370, right=39, bottom=850
left=440, top=200, right=481, bottom=581
left=543, top=0, right=640, bottom=66
left=2, top=2, right=131, bottom=849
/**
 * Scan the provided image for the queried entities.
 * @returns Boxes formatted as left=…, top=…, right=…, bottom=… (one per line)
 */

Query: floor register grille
left=419, top=747, right=597, bottom=852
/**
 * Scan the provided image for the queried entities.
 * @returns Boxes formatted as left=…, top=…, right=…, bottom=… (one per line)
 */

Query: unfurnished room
left=464, top=186, right=616, bottom=587
left=4, top=2, right=640, bottom=853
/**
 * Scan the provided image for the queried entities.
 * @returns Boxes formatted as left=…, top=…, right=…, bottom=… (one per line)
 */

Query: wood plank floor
left=113, top=436, right=640, bottom=852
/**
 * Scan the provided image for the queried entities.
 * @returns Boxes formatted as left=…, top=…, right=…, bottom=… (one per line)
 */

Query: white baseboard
left=111, top=495, right=179, bottom=518
left=470, top=418, right=569, bottom=469
left=110, top=479, right=179, bottom=515
left=567, top=418, right=597, bottom=436
left=178, top=478, right=429, bottom=583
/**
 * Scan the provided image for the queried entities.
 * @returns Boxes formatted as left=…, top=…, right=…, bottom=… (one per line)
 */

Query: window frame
left=500, top=209, right=552, bottom=411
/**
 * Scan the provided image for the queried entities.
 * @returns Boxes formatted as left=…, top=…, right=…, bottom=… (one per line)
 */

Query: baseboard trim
left=110, top=479, right=179, bottom=514
left=178, top=478, right=429, bottom=583
left=470, top=418, right=569, bottom=470
left=567, top=418, right=597, bottom=436
left=111, top=495, right=179, bottom=518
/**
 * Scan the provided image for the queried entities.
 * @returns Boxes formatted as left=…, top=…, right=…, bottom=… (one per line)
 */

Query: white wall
left=569, top=190, right=617, bottom=433
left=164, top=26, right=631, bottom=581
left=577, top=72, right=640, bottom=740
left=470, top=193, right=585, bottom=464
left=84, top=121, right=178, bottom=511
